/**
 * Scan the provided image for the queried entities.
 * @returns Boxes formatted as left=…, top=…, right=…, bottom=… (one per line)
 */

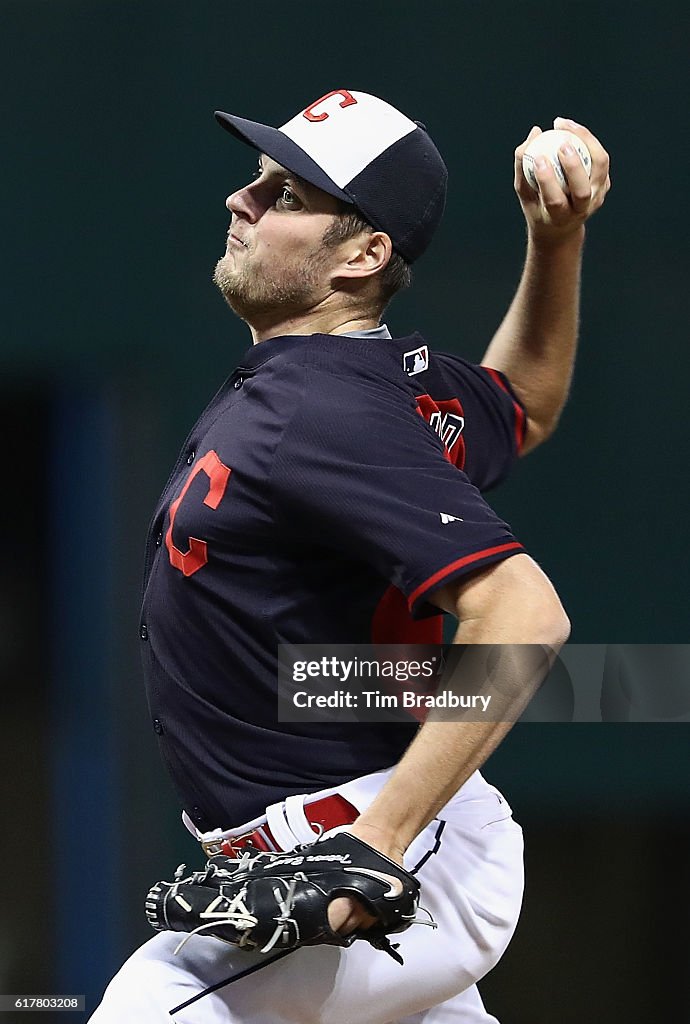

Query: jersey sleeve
left=270, top=372, right=526, bottom=617
left=433, top=353, right=527, bottom=491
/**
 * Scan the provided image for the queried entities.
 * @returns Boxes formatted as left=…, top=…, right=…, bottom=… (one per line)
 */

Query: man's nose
left=226, top=186, right=259, bottom=222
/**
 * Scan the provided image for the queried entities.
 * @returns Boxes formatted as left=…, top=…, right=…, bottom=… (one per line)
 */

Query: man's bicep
left=427, top=551, right=569, bottom=649
left=427, top=552, right=554, bottom=620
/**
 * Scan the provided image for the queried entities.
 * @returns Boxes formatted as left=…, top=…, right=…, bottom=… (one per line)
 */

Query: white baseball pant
left=89, top=768, right=523, bottom=1023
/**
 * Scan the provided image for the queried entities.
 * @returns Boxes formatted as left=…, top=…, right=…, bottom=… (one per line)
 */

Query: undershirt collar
left=341, top=323, right=392, bottom=340
left=237, top=324, right=397, bottom=370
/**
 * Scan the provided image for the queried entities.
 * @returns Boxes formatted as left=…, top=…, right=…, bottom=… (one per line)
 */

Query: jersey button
left=153, top=718, right=164, bottom=735
left=186, top=450, right=195, bottom=465
left=140, top=624, right=149, bottom=641
left=234, top=376, right=244, bottom=389
left=155, top=532, right=163, bottom=547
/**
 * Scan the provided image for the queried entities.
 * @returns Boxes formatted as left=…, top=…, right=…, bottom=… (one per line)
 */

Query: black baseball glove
left=145, top=832, right=422, bottom=963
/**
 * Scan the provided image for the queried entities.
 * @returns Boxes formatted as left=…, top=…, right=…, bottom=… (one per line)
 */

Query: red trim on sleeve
left=371, top=584, right=444, bottom=645
left=482, top=367, right=527, bottom=453
left=407, top=542, right=524, bottom=611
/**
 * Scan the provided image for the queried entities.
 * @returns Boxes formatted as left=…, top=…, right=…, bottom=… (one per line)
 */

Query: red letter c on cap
left=303, top=89, right=357, bottom=123
left=166, top=450, right=231, bottom=577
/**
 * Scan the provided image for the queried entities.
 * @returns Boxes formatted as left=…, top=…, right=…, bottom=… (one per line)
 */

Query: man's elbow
left=535, top=594, right=571, bottom=652
left=503, top=561, right=571, bottom=650
left=519, top=413, right=562, bottom=456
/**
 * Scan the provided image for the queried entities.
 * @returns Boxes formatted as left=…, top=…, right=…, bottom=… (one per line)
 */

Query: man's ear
left=338, top=231, right=393, bottom=281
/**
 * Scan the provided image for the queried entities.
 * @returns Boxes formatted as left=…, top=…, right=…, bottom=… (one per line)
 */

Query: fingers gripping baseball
left=514, top=117, right=611, bottom=237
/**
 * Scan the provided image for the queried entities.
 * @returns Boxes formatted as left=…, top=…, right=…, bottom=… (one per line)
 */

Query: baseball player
left=90, top=90, right=610, bottom=1023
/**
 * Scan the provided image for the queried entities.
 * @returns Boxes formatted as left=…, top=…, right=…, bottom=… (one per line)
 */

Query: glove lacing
left=172, top=865, right=437, bottom=962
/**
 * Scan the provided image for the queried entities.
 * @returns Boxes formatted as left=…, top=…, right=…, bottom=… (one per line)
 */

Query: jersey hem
left=407, top=542, right=525, bottom=614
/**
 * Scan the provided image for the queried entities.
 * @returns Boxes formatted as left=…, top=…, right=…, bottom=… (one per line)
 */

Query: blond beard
left=213, top=246, right=325, bottom=321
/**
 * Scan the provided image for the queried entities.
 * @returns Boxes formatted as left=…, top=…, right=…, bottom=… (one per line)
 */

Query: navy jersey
left=140, top=332, right=527, bottom=830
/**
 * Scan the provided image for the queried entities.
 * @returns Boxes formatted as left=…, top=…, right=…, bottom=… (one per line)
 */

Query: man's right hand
left=514, top=117, right=611, bottom=243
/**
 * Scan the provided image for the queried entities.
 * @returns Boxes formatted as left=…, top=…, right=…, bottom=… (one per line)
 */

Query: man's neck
left=248, top=310, right=382, bottom=345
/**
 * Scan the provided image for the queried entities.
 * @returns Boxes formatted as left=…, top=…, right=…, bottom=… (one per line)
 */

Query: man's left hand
left=327, top=822, right=405, bottom=935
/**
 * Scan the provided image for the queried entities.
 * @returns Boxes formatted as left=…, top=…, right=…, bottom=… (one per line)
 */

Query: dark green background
left=2, top=1, right=688, bottom=1020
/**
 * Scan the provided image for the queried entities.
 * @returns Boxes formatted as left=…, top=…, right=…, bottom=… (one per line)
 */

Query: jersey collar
left=236, top=325, right=393, bottom=371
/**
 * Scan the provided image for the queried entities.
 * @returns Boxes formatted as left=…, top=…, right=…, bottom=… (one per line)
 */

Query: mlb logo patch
left=403, top=345, right=429, bottom=376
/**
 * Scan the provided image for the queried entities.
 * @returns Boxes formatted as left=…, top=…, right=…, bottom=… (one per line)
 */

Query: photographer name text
left=292, top=690, right=492, bottom=712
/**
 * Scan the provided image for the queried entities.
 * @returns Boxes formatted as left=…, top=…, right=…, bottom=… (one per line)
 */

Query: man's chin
left=212, top=258, right=317, bottom=322
left=213, top=262, right=252, bottom=317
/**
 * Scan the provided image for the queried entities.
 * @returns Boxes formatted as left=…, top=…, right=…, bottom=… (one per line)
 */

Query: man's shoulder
left=299, top=332, right=475, bottom=390
left=292, top=333, right=425, bottom=401
left=255, top=331, right=488, bottom=424
left=391, top=341, right=489, bottom=401
left=280, top=334, right=493, bottom=428
left=273, top=335, right=437, bottom=455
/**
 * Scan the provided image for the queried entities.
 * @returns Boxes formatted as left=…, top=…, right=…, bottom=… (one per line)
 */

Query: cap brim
left=214, top=111, right=353, bottom=205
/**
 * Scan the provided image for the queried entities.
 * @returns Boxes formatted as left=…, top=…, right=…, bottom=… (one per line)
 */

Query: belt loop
left=284, top=794, right=323, bottom=845
left=182, top=810, right=200, bottom=839
left=265, top=801, right=300, bottom=852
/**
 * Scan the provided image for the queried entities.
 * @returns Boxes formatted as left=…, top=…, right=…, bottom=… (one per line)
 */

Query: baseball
left=522, top=129, right=592, bottom=195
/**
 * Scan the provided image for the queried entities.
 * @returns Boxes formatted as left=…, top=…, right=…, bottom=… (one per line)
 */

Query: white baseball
left=522, top=129, right=592, bottom=195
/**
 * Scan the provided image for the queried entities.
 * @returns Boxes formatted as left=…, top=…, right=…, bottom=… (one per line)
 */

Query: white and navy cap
left=214, top=89, right=447, bottom=263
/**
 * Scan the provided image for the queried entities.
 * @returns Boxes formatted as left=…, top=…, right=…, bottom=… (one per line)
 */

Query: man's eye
left=278, top=186, right=300, bottom=208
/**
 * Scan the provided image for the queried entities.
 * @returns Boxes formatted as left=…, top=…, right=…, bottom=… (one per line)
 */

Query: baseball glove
left=145, top=832, right=423, bottom=963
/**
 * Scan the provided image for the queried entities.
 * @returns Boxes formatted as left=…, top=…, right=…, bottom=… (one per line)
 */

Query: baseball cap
left=214, top=89, right=447, bottom=263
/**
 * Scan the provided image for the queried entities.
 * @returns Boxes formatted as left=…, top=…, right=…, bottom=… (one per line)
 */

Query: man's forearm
left=481, top=226, right=585, bottom=449
left=352, top=717, right=522, bottom=858
left=349, top=555, right=570, bottom=861
left=351, top=642, right=560, bottom=859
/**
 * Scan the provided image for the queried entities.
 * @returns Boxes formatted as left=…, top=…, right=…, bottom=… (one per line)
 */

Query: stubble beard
left=213, top=245, right=326, bottom=322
